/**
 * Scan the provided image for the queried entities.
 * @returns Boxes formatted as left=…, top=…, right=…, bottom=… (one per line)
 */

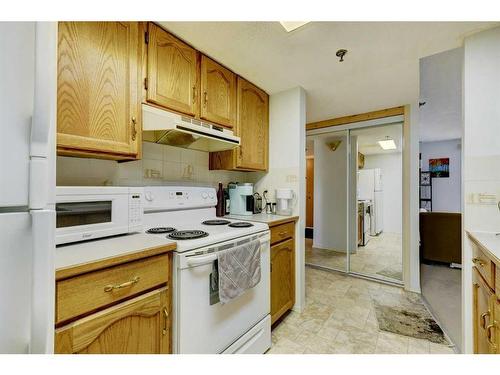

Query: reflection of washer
left=358, top=200, right=372, bottom=246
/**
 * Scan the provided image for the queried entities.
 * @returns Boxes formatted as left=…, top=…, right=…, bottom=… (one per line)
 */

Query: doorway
left=305, top=122, right=404, bottom=285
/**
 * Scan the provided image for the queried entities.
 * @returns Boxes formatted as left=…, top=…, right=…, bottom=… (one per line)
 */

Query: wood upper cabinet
left=209, top=77, right=269, bottom=171
left=472, top=268, right=496, bottom=354
left=55, top=288, right=170, bottom=354
left=146, top=23, right=199, bottom=116
left=200, top=55, right=237, bottom=128
left=270, top=237, right=295, bottom=324
left=57, top=22, right=141, bottom=160
left=235, top=77, right=269, bottom=170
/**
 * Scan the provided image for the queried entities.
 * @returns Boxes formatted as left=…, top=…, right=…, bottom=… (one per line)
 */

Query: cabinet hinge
left=144, top=77, right=148, bottom=90
left=144, top=31, right=149, bottom=45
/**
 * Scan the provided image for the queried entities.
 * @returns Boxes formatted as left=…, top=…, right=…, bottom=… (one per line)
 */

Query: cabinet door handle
left=203, top=91, right=208, bottom=107
left=162, top=308, right=169, bottom=335
left=481, top=311, right=490, bottom=329
left=104, top=276, right=140, bottom=292
left=192, top=85, right=196, bottom=104
left=486, top=323, right=496, bottom=347
left=131, top=117, right=137, bottom=141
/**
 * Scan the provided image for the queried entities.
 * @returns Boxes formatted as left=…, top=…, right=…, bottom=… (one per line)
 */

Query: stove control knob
left=202, top=192, right=208, bottom=199
left=145, top=192, right=154, bottom=201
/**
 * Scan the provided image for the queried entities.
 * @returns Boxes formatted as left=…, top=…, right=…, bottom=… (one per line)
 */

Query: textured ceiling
left=160, top=21, right=498, bottom=124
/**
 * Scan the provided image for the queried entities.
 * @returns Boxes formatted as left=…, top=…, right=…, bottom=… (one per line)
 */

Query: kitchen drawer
left=471, top=241, right=496, bottom=291
left=270, top=222, right=295, bottom=245
left=56, top=254, right=169, bottom=324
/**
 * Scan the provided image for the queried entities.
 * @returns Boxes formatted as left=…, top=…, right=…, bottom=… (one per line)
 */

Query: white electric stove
left=142, top=186, right=271, bottom=354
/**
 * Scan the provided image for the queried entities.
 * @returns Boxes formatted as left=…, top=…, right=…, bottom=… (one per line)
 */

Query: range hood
left=142, top=104, right=240, bottom=152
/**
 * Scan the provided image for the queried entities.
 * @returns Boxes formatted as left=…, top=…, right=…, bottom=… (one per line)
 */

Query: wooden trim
left=56, top=243, right=176, bottom=281
left=306, top=106, right=405, bottom=131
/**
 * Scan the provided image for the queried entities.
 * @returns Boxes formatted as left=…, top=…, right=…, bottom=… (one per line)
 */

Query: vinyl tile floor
left=305, top=232, right=403, bottom=283
left=268, top=267, right=456, bottom=354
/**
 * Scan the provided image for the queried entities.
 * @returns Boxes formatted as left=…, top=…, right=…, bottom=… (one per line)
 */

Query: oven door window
left=56, top=201, right=112, bottom=228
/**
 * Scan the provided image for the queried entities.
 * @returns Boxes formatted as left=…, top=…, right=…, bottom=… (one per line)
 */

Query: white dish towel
left=217, top=239, right=261, bottom=304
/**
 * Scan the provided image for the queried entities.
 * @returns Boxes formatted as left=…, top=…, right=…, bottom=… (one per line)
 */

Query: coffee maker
left=228, top=183, right=254, bottom=216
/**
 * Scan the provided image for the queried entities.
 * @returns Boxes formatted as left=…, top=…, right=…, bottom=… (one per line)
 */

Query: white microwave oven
left=55, top=186, right=143, bottom=245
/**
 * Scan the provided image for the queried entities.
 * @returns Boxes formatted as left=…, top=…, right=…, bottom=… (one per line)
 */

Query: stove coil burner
left=228, top=222, right=254, bottom=228
left=202, top=219, right=231, bottom=226
left=168, top=230, right=209, bottom=240
left=146, top=227, right=176, bottom=234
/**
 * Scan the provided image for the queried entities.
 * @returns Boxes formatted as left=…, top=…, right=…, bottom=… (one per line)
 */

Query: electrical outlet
left=286, top=174, right=298, bottom=183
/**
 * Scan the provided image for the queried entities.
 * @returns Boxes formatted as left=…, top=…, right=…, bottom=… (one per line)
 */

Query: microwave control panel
left=128, top=189, right=143, bottom=231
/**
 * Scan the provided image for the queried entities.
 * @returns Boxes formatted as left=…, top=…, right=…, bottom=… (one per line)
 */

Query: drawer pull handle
left=486, top=323, right=496, bottom=348
left=279, top=232, right=287, bottom=237
left=104, top=276, right=140, bottom=292
left=472, top=258, right=486, bottom=267
left=481, top=311, right=490, bottom=329
left=162, top=308, right=169, bottom=335
left=131, top=117, right=137, bottom=141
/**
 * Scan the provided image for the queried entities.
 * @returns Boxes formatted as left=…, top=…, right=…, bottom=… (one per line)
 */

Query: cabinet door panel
left=55, top=288, right=170, bottom=354
left=236, top=77, right=268, bottom=170
left=473, top=268, right=494, bottom=354
left=270, top=238, right=295, bottom=324
left=200, top=56, right=236, bottom=128
left=147, top=23, right=198, bottom=116
left=57, top=22, right=140, bottom=157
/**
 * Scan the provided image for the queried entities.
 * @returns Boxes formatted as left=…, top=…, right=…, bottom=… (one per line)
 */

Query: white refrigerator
left=0, top=22, right=57, bottom=353
left=358, top=168, right=383, bottom=235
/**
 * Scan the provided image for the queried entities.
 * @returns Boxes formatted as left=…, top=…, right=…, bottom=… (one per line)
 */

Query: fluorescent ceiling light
left=279, top=21, right=309, bottom=32
left=378, top=139, right=397, bottom=150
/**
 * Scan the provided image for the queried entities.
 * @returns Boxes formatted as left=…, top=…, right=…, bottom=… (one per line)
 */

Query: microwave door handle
left=186, top=253, right=217, bottom=266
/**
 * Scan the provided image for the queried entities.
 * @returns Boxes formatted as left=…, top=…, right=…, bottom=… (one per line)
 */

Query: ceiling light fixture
left=378, top=137, right=397, bottom=150
left=279, top=21, right=309, bottom=32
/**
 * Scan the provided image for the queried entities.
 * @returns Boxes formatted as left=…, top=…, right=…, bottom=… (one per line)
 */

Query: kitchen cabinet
left=55, top=288, right=170, bottom=354
left=145, top=23, right=199, bottom=116
left=200, top=55, right=237, bottom=128
left=269, top=220, right=296, bottom=324
left=209, top=77, right=269, bottom=171
left=55, top=247, right=173, bottom=354
left=57, top=22, right=142, bottom=160
left=468, top=232, right=499, bottom=354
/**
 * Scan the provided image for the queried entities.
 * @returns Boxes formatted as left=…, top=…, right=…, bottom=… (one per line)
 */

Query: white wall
left=463, top=26, right=500, bottom=354
left=420, top=139, right=462, bottom=213
left=364, top=153, right=403, bottom=234
left=57, top=143, right=251, bottom=187
left=251, top=87, right=306, bottom=313
left=311, top=133, right=348, bottom=252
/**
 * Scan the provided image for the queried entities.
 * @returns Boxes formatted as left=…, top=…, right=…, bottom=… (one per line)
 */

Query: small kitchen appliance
left=55, top=186, right=143, bottom=245
left=275, top=188, right=295, bottom=216
left=247, top=192, right=263, bottom=214
left=228, top=183, right=254, bottom=216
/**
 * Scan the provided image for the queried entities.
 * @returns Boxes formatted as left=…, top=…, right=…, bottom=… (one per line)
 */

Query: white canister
left=275, top=188, right=295, bottom=216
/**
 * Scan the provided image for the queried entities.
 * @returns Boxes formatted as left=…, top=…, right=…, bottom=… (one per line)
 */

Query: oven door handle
left=186, top=253, right=218, bottom=266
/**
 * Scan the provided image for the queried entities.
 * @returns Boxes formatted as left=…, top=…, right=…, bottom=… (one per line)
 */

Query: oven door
left=55, top=193, right=129, bottom=245
left=174, top=231, right=270, bottom=354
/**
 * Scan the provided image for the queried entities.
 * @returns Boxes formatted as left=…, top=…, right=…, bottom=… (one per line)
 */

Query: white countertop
left=469, top=231, right=500, bottom=263
left=55, top=233, right=176, bottom=271
left=225, top=213, right=298, bottom=225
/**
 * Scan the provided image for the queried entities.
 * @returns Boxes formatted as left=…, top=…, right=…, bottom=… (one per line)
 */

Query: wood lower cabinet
left=55, top=250, right=173, bottom=354
left=55, top=288, right=170, bottom=354
left=145, top=23, right=199, bottom=116
left=209, top=77, right=269, bottom=171
left=57, top=22, right=142, bottom=160
left=468, top=232, right=499, bottom=354
left=200, top=55, right=237, bottom=128
left=269, top=219, right=296, bottom=324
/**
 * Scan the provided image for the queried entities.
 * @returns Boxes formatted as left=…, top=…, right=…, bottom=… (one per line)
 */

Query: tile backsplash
left=57, top=142, right=255, bottom=187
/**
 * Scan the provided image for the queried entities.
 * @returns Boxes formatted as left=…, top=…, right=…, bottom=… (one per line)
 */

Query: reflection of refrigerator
left=358, top=168, right=383, bottom=236
left=0, top=23, right=57, bottom=353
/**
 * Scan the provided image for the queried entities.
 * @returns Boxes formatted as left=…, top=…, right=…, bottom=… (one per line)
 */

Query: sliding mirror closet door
left=349, top=124, right=403, bottom=283
left=305, top=130, right=349, bottom=272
